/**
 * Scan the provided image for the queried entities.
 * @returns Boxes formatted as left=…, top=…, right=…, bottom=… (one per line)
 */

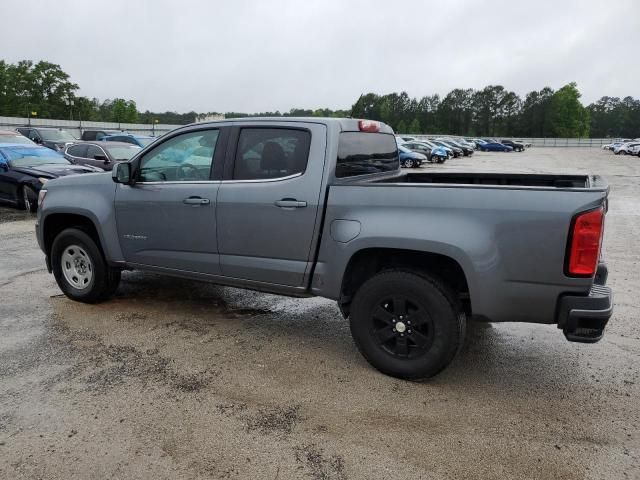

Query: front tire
left=349, top=271, right=466, bottom=380
left=51, top=228, right=121, bottom=303
left=21, top=185, right=37, bottom=213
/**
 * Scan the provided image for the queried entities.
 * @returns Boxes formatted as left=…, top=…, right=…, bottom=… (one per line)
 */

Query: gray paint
left=36, top=118, right=609, bottom=327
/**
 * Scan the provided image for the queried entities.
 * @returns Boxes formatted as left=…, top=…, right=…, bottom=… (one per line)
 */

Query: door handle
left=275, top=199, right=307, bottom=208
left=183, top=196, right=210, bottom=205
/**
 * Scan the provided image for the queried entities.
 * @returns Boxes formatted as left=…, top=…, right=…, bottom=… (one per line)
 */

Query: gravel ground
left=0, top=147, right=638, bottom=480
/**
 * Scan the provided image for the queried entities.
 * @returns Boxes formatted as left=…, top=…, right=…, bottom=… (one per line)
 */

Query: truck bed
left=370, top=172, right=606, bottom=190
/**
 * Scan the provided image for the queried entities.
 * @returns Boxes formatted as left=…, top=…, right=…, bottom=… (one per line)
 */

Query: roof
left=0, top=130, right=26, bottom=136
left=183, top=117, right=395, bottom=134
left=68, top=141, right=141, bottom=148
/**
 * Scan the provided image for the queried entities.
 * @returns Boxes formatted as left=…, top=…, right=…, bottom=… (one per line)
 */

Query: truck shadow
left=54, top=271, right=593, bottom=394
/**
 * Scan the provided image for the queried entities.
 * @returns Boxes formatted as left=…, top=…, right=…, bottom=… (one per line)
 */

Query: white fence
left=0, top=116, right=182, bottom=139
left=402, top=134, right=616, bottom=148
left=0, top=115, right=623, bottom=147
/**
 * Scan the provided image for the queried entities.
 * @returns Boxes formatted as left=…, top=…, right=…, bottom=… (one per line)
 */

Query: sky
left=1, top=0, right=638, bottom=113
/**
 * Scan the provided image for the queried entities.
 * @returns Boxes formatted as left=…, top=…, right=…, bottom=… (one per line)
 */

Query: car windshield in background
left=137, top=137, right=154, bottom=146
left=336, top=132, right=399, bottom=178
left=2, top=146, right=69, bottom=166
left=39, top=130, right=76, bottom=142
left=104, top=145, right=141, bottom=160
left=398, top=146, right=411, bottom=153
left=0, top=134, right=33, bottom=145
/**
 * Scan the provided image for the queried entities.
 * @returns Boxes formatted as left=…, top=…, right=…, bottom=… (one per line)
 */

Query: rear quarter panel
left=312, top=183, right=607, bottom=324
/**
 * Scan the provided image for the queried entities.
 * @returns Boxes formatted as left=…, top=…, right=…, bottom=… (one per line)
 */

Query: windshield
left=39, top=129, right=76, bottom=142
left=398, top=146, right=411, bottom=153
left=336, top=132, right=399, bottom=178
left=0, top=134, right=34, bottom=145
left=105, top=145, right=141, bottom=160
left=2, top=146, right=70, bottom=167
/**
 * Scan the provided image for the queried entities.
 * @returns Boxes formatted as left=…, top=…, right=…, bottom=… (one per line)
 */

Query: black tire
left=21, top=185, right=37, bottom=213
left=349, top=270, right=466, bottom=380
left=51, top=228, right=121, bottom=303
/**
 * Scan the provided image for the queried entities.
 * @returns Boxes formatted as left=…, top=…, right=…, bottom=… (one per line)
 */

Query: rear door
left=217, top=122, right=327, bottom=287
left=114, top=127, right=227, bottom=274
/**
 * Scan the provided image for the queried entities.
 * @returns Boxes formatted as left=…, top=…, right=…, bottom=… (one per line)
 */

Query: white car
left=629, top=144, right=640, bottom=156
left=614, top=142, right=640, bottom=155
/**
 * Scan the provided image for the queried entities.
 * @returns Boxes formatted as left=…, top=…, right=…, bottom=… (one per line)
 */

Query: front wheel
left=349, top=271, right=466, bottom=379
left=51, top=228, right=121, bottom=303
left=21, top=185, right=37, bottom=213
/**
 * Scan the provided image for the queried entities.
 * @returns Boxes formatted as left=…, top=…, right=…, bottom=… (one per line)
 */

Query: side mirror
left=112, top=162, right=132, bottom=184
left=94, top=154, right=109, bottom=163
left=0, top=163, right=8, bottom=172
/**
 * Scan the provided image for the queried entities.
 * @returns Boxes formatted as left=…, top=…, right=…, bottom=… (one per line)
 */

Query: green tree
left=545, top=83, right=590, bottom=137
left=408, top=118, right=421, bottom=134
left=396, top=119, right=407, bottom=133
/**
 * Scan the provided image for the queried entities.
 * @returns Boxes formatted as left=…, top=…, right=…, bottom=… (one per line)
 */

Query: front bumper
left=557, top=267, right=613, bottom=343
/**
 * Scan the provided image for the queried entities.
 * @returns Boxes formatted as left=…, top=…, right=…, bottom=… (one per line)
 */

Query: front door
left=217, top=123, right=327, bottom=287
left=115, top=128, right=225, bottom=275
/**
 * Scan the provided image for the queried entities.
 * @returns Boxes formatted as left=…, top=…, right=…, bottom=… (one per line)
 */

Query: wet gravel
left=0, top=148, right=638, bottom=479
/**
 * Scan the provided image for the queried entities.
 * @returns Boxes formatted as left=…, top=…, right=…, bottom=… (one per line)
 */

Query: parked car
left=438, top=139, right=474, bottom=156
left=613, top=142, right=640, bottom=155
left=0, top=144, right=101, bottom=212
left=15, top=127, right=77, bottom=152
left=629, top=144, right=640, bottom=156
left=398, top=145, right=427, bottom=168
left=501, top=139, right=525, bottom=152
left=402, top=141, right=447, bottom=163
left=431, top=139, right=462, bottom=157
left=81, top=129, right=120, bottom=141
left=1, top=129, right=36, bottom=145
left=515, top=139, right=532, bottom=148
left=64, top=142, right=141, bottom=170
left=35, top=117, right=613, bottom=380
left=396, top=136, right=417, bottom=143
left=479, top=141, right=513, bottom=152
left=102, top=134, right=155, bottom=148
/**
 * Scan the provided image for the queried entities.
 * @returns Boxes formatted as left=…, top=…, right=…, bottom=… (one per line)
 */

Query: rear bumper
left=557, top=281, right=613, bottom=343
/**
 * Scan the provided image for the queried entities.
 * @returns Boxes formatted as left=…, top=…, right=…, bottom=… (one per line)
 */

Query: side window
left=233, top=128, right=311, bottom=180
left=87, top=145, right=106, bottom=159
left=138, top=129, right=219, bottom=182
left=28, top=130, right=40, bottom=141
left=67, top=144, right=88, bottom=157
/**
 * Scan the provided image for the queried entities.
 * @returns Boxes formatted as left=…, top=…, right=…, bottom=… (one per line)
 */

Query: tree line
left=1, top=60, right=638, bottom=138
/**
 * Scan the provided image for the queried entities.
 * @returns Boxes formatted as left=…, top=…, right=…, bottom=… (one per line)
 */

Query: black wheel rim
left=369, top=296, right=435, bottom=359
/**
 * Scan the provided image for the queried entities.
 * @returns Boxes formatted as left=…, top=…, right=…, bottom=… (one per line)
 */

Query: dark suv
left=16, top=127, right=76, bottom=152
left=81, top=129, right=120, bottom=141
left=501, top=139, right=525, bottom=152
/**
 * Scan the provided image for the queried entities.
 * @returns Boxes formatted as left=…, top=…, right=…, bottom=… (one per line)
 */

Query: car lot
left=0, top=148, right=638, bottom=479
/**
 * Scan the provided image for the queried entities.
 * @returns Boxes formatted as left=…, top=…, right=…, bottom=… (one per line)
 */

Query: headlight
left=38, top=177, right=49, bottom=184
left=38, top=189, right=47, bottom=208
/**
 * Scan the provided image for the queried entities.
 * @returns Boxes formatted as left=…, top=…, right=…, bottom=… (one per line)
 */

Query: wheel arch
left=42, top=213, right=106, bottom=260
left=339, top=247, right=472, bottom=318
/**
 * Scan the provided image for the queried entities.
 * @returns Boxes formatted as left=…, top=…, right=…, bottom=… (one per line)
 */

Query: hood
left=13, top=163, right=101, bottom=178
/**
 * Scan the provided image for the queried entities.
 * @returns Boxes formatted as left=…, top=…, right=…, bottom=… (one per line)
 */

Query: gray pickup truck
left=35, top=118, right=613, bottom=379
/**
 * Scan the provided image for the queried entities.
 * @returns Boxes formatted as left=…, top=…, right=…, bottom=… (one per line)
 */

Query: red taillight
left=358, top=120, right=380, bottom=132
left=567, top=207, right=604, bottom=276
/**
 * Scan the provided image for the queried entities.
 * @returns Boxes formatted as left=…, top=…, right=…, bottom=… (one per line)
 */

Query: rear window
left=336, top=132, right=399, bottom=178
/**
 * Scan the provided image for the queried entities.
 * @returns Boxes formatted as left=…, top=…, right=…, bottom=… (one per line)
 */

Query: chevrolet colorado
left=35, top=118, right=613, bottom=379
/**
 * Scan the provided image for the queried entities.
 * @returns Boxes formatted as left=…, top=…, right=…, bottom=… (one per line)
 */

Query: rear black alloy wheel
left=350, top=271, right=465, bottom=379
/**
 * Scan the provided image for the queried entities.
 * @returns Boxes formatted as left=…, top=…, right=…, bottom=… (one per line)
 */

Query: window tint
left=138, top=129, right=219, bottom=182
left=233, top=128, right=310, bottom=180
left=87, top=145, right=106, bottom=159
left=67, top=144, right=88, bottom=157
left=336, top=132, right=399, bottom=178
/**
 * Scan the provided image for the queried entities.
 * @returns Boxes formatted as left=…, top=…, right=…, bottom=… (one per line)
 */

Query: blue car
left=398, top=145, right=427, bottom=168
left=479, top=141, right=513, bottom=152
left=102, top=133, right=155, bottom=148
